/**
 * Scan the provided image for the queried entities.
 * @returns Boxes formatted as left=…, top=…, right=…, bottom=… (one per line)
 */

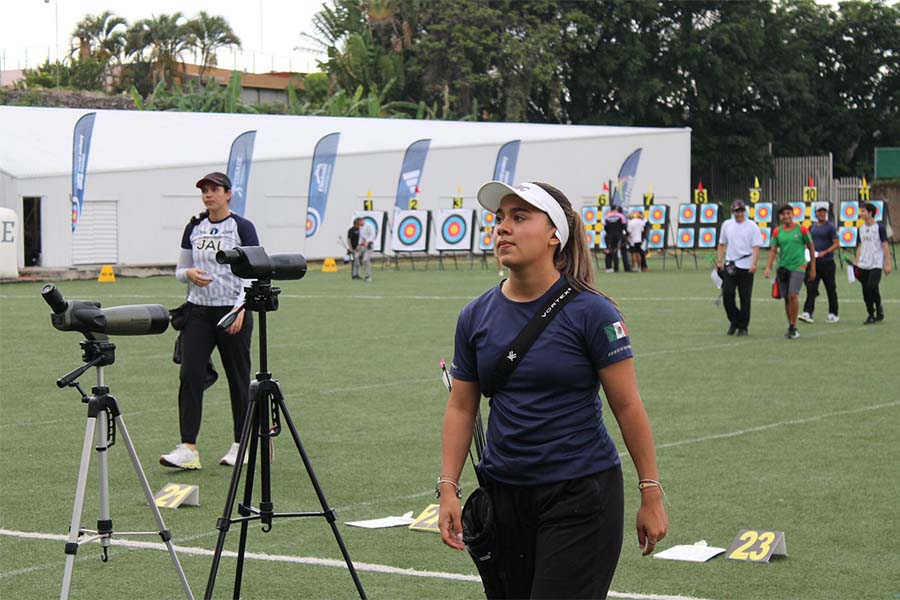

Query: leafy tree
left=70, top=11, right=127, bottom=62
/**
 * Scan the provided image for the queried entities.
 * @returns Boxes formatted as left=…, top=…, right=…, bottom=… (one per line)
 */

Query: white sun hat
left=476, top=181, right=569, bottom=249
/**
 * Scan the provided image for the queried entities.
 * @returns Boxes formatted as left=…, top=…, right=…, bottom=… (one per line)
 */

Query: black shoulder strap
left=484, top=281, right=581, bottom=398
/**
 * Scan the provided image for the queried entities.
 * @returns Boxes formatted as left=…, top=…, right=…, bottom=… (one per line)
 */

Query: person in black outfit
left=348, top=218, right=362, bottom=280
left=799, top=205, right=840, bottom=323
left=603, top=206, right=628, bottom=272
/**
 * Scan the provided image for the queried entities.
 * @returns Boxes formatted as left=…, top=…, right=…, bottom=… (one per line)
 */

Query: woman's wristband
left=434, top=477, right=462, bottom=499
left=638, top=479, right=663, bottom=492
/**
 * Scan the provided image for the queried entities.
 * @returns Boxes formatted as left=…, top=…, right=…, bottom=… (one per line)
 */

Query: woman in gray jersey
left=160, top=172, right=259, bottom=470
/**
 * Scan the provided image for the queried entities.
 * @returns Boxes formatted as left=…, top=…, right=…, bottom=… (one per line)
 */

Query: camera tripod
left=57, top=337, right=193, bottom=600
left=204, top=280, right=366, bottom=599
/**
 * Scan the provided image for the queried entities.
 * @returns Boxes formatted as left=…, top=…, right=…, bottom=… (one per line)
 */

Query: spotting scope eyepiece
left=215, top=246, right=307, bottom=281
left=41, top=284, right=170, bottom=337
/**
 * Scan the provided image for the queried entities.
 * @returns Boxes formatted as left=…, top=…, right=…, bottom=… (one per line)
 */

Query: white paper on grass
left=710, top=268, right=723, bottom=289
left=653, top=540, right=726, bottom=563
left=345, top=511, right=414, bottom=529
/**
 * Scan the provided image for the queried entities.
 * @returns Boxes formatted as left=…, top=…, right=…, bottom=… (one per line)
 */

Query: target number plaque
left=154, top=483, right=199, bottom=509
left=725, top=529, right=787, bottom=563
left=408, top=504, right=440, bottom=533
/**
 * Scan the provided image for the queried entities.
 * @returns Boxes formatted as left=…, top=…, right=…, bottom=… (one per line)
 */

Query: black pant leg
left=721, top=272, right=739, bottom=326
left=859, top=269, right=882, bottom=315
left=803, top=269, right=820, bottom=315
left=820, top=261, right=838, bottom=315
left=213, top=310, right=254, bottom=443
left=177, top=307, right=219, bottom=444
left=530, top=468, right=624, bottom=599
left=736, top=269, right=754, bottom=328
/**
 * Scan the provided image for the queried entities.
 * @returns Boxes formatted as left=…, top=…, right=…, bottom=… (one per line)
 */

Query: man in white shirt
left=716, top=200, right=762, bottom=336
left=627, top=210, right=648, bottom=272
left=855, top=202, right=892, bottom=323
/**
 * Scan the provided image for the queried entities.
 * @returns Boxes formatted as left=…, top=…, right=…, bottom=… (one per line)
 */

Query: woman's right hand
left=438, top=495, right=465, bottom=550
left=187, top=268, right=212, bottom=287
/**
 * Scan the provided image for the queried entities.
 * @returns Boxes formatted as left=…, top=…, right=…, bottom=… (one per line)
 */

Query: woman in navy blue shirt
left=438, top=182, right=667, bottom=598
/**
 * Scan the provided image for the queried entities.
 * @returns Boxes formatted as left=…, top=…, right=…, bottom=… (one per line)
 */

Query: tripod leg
left=61, top=417, right=98, bottom=600
left=95, top=410, right=112, bottom=562
left=232, top=400, right=262, bottom=600
left=115, top=415, right=195, bottom=600
left=276, top=397, right=368, bottom=599
left=205, top=393, right=259, bottom=600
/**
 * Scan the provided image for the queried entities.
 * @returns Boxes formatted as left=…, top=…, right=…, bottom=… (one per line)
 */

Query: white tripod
left=57, top=338, right=193, bottom=600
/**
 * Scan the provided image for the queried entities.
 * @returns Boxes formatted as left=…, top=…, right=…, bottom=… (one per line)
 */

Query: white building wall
left=0, top=107, right=691, bottom=267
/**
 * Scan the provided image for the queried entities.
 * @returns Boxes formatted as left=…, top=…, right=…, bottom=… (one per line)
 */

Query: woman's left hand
left=636, top=488, right=668, bottom=556
left=226, top=309, right=244, bottom=335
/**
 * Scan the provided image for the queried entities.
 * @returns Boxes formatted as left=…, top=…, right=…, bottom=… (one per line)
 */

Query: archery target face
left=870, top=200, right=884, bottom=221
left=399, top=216, right=422, bottom=245
left=759, top=227, right=771, bottom=247
left=839, top=226, right=858, bottom=247
left=700, top=204, right=718, bottom=224
left=480, top=210, right=496, bottom=227
left=585, top=229, right=597, bottom=248
left=601, top=206, right=612, bottom=221
left=648, top=205, right=666, bottom=225
left=648, top=229, right=664, bottom=249
left=435, top=210, right=474, bottom=251
left=677, top=228, right=695, bottom=248
left=479, top=230, right=494, bottom=250
left=790, top=202, right=805, bottom=219
left=697, top=227, right=717, bottom=248
left=581, top=207, right=598, bottom=225
left=306, top=208, right=321, bottom=238
left=754, top=202, right=772, bottom=223
left=678, top=204, right=696, bottom=224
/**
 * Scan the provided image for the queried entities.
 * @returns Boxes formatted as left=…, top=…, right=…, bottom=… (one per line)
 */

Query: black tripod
left=57, top=337, right=193, bottom=599
left=204, top=280, right=366, bottom=599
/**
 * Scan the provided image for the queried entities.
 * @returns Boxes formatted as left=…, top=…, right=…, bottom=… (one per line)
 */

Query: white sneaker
left=827, top=313, right=839, bottom=323
left=798, top=312, right=814, bottom=323
left=219, top=442, right=248, bottom=466
left=160, top=444, right=201, bottom=470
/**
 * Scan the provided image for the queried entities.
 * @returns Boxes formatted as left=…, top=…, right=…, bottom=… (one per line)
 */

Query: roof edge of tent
left=12, top=125, right=690, bottom=180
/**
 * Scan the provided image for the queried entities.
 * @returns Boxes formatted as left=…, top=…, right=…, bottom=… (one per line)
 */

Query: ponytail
left=533, top=182, right=619, bottom=309
left=190, top=210, right=210, bottom=225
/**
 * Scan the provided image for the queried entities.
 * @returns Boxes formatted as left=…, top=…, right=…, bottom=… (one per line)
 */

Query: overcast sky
left=0, top=0, right=325, bottom=74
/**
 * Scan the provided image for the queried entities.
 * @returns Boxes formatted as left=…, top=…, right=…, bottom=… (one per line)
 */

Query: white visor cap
left=477, top=181, right=569, bottom=250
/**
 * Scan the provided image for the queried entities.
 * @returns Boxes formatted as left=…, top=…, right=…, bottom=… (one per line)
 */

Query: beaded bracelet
left=638, top=479, right=663, bottom=492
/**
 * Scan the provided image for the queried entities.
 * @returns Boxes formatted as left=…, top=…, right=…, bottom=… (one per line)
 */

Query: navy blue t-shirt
left=809, top=221, right=838, bottom=262
left=451, top=275, right=632, bottom=486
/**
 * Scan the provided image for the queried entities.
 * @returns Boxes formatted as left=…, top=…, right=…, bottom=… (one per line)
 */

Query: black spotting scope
left=41, top=284, right=169, bottom=337
left=215, top=246, right=307, bottom=281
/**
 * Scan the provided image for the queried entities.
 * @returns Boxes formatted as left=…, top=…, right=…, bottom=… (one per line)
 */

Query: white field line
left=0, top=529, right=710, bottom=600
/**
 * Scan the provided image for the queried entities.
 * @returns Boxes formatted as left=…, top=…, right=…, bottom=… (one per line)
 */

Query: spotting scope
left=41, top=284, right=169, bottom=337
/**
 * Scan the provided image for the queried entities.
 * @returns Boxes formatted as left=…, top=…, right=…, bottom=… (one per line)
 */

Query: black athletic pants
left=178, top=304, right=253, bottom=444
left=722, top=267, right=754, bottom=329
left=803, top=260, right=838, bottom=316
left=605, top=236, right=623, bottom=271
left=858, top=268, right=883, bottom=317
left=485, top=466, right=624, bottom=599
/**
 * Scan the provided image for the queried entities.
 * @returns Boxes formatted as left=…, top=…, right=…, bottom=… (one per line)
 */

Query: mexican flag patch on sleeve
left=604, top=321, right=628, bottom=342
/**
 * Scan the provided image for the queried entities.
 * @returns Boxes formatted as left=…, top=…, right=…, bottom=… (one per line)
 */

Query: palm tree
left=124, top=13, right=192, bottom=87
left=70, top=11, right=127, bottom=61
left=185, top=11, right=241, bottom=83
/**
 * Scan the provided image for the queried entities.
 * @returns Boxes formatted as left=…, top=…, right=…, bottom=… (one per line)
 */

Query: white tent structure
left=0, top=106, right=690, bottom=270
